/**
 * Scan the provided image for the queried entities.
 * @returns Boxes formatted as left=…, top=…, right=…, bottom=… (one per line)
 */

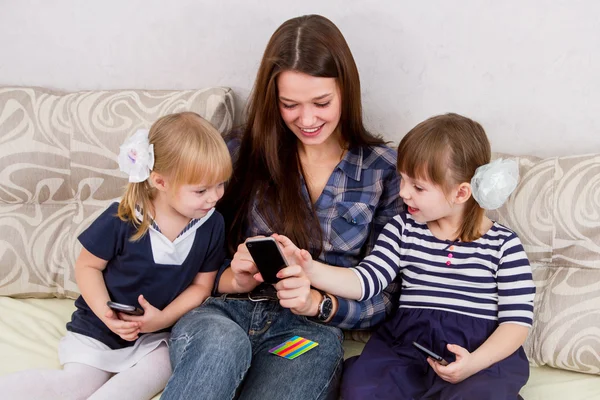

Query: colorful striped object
left=269, top=336, right=319, bottom=360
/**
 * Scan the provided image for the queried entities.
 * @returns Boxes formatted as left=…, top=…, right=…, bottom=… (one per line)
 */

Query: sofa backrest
left=0, top=86, right=234, bottom=298
left=488, top=153, right=600, bottom=375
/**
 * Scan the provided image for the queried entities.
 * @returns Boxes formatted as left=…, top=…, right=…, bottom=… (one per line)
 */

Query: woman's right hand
left=103, top=308, right=141, bottom=341
left=230, top=240, right=261, bottom=293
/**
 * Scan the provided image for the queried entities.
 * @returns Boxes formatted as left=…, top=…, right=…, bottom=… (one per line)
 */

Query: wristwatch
left=317, top=293, right=333, bottom=322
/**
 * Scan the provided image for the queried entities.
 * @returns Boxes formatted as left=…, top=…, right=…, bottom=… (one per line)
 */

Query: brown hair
left=118, top=112, right=232, bottom=240
left=397, top=113, right=491, bottom=242
left=218, top=14, right=384, bottom=255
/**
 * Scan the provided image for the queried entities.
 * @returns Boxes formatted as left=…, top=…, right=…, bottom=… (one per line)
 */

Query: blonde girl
left=0, top=112, right=232, bottom=400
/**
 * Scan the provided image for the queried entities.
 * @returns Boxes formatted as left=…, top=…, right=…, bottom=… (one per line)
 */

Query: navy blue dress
left=66, top=202, right=226, bottom=349
left=341, top=308, right=529, bottom=400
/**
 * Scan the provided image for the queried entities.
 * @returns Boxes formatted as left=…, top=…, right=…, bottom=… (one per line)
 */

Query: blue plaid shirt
left=228, top=138, right=403, bottom=329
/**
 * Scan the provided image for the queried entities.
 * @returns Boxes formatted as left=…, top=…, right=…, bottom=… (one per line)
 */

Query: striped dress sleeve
left=496, top=233, right=536, bottom=326
left=353, top=215, right=405, bottom=301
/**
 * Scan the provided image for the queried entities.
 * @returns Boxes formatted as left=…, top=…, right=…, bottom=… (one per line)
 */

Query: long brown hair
left=397, top=113, right=491, bottom=242
left=218, top=14, right=384, bottom=256
left=118, top=112, right=232, bottom=241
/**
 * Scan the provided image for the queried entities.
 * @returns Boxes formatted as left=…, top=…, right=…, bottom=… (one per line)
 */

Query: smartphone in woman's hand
left=246, top=237, right=289, bottom=284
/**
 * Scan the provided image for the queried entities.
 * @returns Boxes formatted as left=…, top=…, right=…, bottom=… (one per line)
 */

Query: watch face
left=319, top=296, right=333, bottom=321
left=323, top=298, right=333, bottom=314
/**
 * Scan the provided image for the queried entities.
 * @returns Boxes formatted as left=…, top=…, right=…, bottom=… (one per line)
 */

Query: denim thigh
left=163, top=297, right=254, bottom=400
left=239, top=304, right=344, bottom=400
left=164, top=297, right=344, bottom=400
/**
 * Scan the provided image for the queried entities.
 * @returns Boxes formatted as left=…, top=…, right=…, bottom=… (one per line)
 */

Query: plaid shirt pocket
left=330, top=201, right=374, bottom=251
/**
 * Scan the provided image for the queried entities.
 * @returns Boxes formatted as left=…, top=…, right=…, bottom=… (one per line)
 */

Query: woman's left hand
left=427, top=344, right=479, bottom=384
left=274, top=256, right=320, bottom=317
left=119, top=294, right=166, bottom=333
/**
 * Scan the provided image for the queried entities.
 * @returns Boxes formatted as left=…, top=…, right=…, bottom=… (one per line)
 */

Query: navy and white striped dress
left=341, top=211, right=535, bottom=400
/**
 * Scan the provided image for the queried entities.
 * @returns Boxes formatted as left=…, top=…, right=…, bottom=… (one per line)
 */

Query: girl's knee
left=148, top=344, right=173, bottom=384
left=150, top=343, right=172, bottom=367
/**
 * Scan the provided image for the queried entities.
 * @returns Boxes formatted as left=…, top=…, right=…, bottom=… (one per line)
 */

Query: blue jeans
left=162, top=296, right=344, bottom=400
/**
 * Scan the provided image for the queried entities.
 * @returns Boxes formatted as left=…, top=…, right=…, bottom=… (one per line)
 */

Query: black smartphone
left=412, top=341, right=449, bottom=366
left=107, top=301, right=144, bottom=316
left=246, top=237, right=289, bottom=284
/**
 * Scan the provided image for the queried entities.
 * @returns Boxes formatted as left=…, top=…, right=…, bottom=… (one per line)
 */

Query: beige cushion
left=489, top=153, right=600, bottom=374
left=0, top=87, right=234, bottom=298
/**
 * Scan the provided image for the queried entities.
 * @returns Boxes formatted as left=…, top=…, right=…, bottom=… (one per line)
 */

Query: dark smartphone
left=412, top=341, right=449, bottom=366
left=107, top=301, right=144, bottom=316
left=246, top=237, right=289, bottom=284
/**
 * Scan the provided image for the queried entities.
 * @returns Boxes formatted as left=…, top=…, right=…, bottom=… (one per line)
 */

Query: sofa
left=1, top=86, right=600, bottom=399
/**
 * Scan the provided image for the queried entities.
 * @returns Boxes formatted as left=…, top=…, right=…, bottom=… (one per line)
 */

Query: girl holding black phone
left=0, top=112, right=232, bottom=400
left=288, top=114, right=535, bottom=399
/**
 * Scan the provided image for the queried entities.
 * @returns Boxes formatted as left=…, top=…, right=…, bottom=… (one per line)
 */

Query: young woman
left=161, top=15, right=403, bottom=400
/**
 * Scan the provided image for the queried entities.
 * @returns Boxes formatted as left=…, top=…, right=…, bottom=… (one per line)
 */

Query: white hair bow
left=471, top=158, right=519, bottom=210
left=118, top=129, right=155, bottom=183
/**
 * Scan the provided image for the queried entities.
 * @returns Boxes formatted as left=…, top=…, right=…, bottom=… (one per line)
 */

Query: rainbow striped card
left=269, top=336, right=319, bottom=360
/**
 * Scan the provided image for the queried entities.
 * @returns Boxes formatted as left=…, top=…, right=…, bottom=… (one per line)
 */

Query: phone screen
left=246, top=238, right=288, bottom=284
left=412, top=341, right=449, bottom=366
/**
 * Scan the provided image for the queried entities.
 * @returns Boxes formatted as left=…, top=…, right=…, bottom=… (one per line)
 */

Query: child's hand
left=272, top=234, right=315, bottom=276
left=103, top=308, right=141, bottom=341
left=119, top=295, right=166, bottom=333
left=294, top=248, right=315, bottom=277
left=271, top=234, right=301, bottom=266
left=254, top=246, right=315, bottom=284
left=427, top=344, right=479, bottom=384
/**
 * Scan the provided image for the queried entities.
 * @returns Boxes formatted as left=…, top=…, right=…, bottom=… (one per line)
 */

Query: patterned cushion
left=489, top=153, right=600, bottom=375
left=0, top=86, right=234, bottom=298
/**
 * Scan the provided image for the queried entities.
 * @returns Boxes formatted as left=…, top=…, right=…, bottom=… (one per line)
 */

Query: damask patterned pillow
left=0, top=86, right=234, bottom=298
left=489, top=153, right=600, bottom=375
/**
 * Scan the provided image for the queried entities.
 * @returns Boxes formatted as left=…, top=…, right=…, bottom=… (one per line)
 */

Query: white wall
left=1, top=0, right=599, bottom=157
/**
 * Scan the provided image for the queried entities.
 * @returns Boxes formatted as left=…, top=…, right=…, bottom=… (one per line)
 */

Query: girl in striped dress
left=275, top=113, right=535, bottom=399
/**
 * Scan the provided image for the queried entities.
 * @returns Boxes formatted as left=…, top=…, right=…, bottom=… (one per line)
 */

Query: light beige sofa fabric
left=0, top=297, right=159, bottom=400
left=0, top=87, right=234, bottom=299
left=488, top=154, right=600, bottom=375
left=1, top=297, right=599, bottom=400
